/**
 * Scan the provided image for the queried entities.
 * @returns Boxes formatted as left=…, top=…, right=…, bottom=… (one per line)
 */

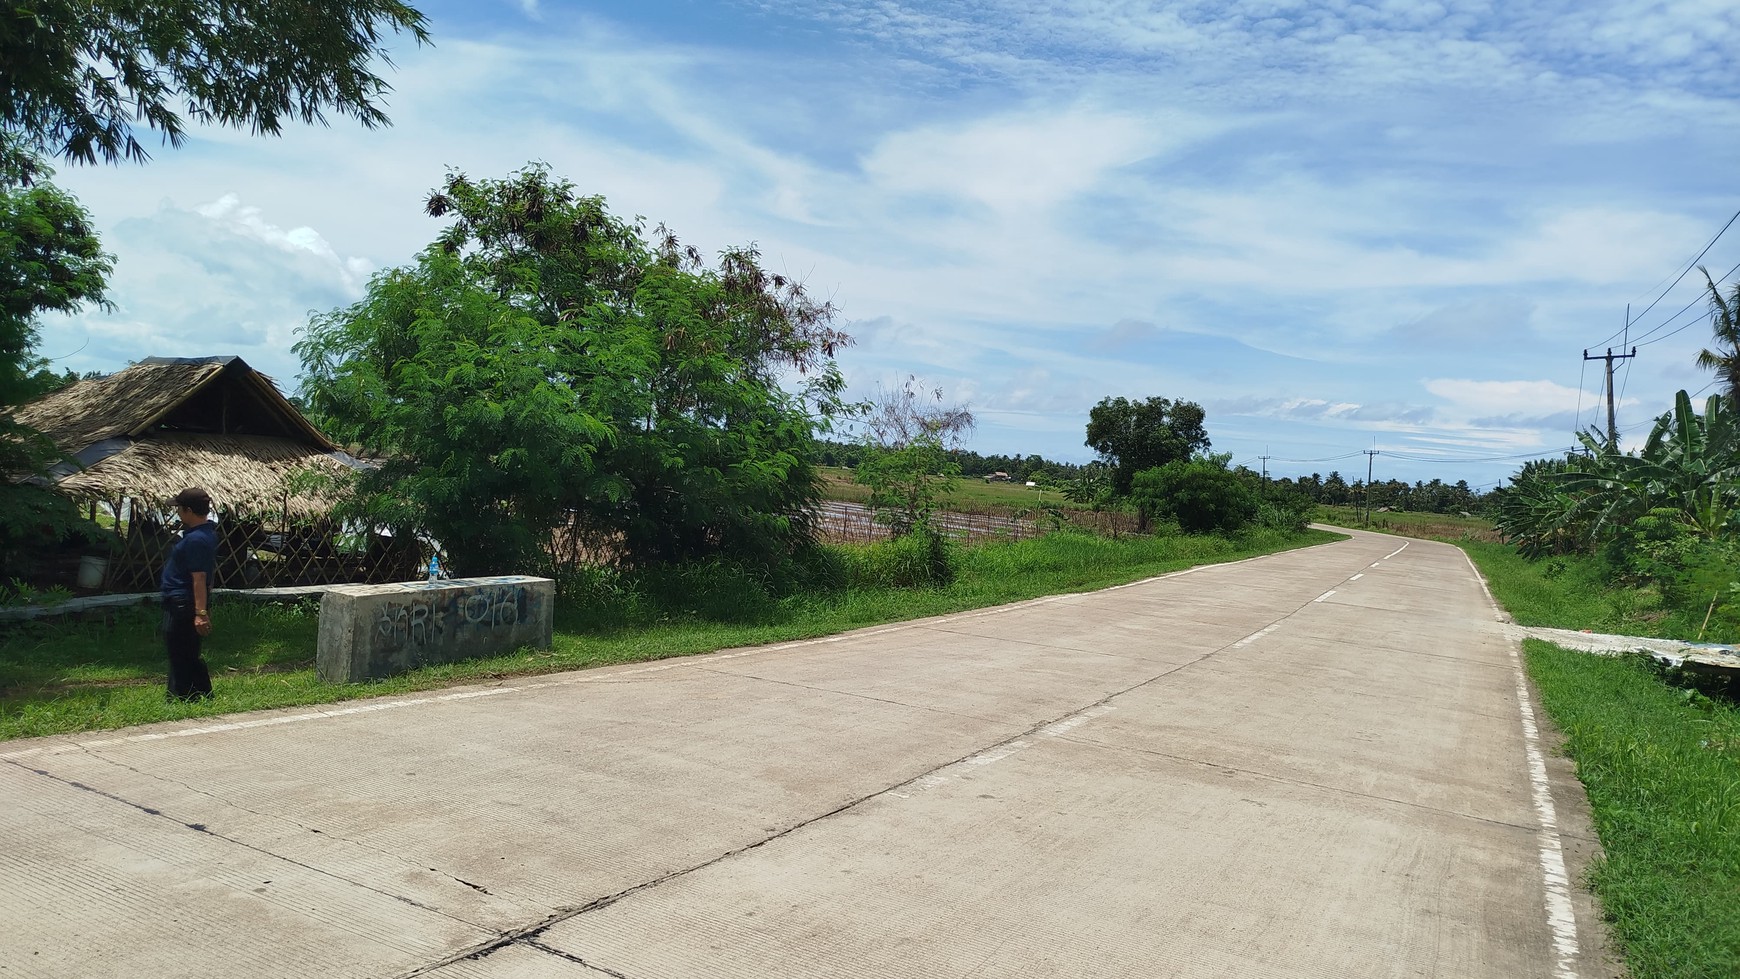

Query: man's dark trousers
left=163, top=599, right=212, bottom=700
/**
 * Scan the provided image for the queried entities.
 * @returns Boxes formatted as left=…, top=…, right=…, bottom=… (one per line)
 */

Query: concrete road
left=0, top=529, right=1617, bottom=978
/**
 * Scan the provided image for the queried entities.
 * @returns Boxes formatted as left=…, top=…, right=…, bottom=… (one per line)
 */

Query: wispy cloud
left=33, top=1, right=1740, bottom=487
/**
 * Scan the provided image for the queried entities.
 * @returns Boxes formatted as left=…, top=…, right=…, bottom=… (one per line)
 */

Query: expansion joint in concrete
left=1, top=755, right=489, bottom=930
left=72, top=744, right=509, bottom=899
left=520, top=939, right=635, bottom=977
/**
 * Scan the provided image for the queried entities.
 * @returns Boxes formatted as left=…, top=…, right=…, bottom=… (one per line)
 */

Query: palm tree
left=1696, top=265, right=1740, bottom=410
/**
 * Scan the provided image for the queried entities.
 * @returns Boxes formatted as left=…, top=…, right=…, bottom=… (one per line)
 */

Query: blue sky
left=40, top=0, right=1740, bottom=490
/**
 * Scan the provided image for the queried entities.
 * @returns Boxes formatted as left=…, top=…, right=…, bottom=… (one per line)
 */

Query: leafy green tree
left=1, top=174, right=110, bottom=406
left=1320, top=471, right=1349, bottom=506
left=298, top=166, right=850, bottom=577
left=853, top=376, right=972, bottom=535
left=2, top=1, right=428, bottom=172
left=0, top=170, right=112, bottom=575
left=1084, top=395, right=1209, bottom=496
left=856, top=434, right=958, bottom=537
left=296, top=250, right=608, bottom=574
left=1697, top=265, right=1740, bottom=411
left=1130, top=453, right=1257, bottom=534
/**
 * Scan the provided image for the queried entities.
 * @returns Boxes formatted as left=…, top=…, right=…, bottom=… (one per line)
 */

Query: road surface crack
left=396, top=585, right=1341, bottom=978
left=522, top=939, right=635, bottom=977
left=65, top=746, right=506, bottom=903
left=1, top=755, right=491, bottom=929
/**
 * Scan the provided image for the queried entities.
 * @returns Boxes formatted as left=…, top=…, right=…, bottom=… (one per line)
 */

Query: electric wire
left=1592, top=208, right=1740, bottom=349
left=1630, top=257, right=1740, bottom=348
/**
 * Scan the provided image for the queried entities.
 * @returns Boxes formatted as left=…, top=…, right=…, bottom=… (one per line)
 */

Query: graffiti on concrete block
left=371, top=583, right=530, bottom=653
left=377, top=599, right=447, bottom=648
left=460, top=586, right=522, bottom=629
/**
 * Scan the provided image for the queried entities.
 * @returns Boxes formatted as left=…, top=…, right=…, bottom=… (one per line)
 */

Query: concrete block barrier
left=317, top=575, right=554, bottom=683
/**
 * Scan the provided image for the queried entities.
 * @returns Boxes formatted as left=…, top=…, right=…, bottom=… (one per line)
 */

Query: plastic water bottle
left=427, top=553, right=441, bottom=582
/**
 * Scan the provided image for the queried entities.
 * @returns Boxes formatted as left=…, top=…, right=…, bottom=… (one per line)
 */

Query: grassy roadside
left=1313, top=503, right=1500, bottom=542
left=0, top=527, right=1340, bottom=742
left=1463, top=545, right=1740, bottom=979
left=1460, top=539, right=1683, bottom=637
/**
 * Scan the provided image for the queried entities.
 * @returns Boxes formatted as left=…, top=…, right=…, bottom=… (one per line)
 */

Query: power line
left=1593, top=208, right=1740, bottom=349
left=1381, top=446, right=1581, bottom=464
left=1272, top=451, right=1364, bottom=464
left=1631, top=257, right=1740, bottom=348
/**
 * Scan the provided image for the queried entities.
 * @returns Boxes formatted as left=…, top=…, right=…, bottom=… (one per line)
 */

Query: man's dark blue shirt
left=160, top=521, right=218, bottom=600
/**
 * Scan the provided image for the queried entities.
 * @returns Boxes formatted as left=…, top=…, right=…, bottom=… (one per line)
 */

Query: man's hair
left=170, top=487, right=212, bottom=517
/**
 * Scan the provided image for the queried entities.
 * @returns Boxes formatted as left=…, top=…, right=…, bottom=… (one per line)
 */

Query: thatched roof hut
left=14, top=356, right=362, bottom=517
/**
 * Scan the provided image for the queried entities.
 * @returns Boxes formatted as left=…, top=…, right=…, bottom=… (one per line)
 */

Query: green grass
left=818, top=466, right=1082, bottom=511
left=1461, top=539, right=1689, bottom=639
left=1314, top=504, right=1499, bottom=542
left=1521, top=641, right=1740, bottom=979
left=1464, top=540, right=1740, bottom=977
left=0, top=527, right=1340, bottom=741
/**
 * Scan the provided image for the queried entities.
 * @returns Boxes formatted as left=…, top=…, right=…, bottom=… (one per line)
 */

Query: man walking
left=161, top=487, right=217, bottom=700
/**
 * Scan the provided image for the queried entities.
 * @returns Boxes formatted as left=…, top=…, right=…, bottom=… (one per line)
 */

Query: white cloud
left=1424, top=378, right=1633, bottom=419
left=194, top=194, right=373, bottom=294
left=32, top=2, right=1740, bottom=488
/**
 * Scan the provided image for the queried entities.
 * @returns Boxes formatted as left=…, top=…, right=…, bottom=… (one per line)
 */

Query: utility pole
left=1363, top=448, right=1380, bottom=526
left=1258, top=451, right=1271, bottom=498
left=1583, top=346, right=1637, bottom=450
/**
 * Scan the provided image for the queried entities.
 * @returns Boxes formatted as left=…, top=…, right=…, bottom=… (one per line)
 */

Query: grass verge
left=1521, top=640, right=1740, bottom=979
left=1314, top=503, right=1500, bottom=542
left=1465, top=541, right=1740, bottom=978
left=0, top=527, right=1339, bottom=742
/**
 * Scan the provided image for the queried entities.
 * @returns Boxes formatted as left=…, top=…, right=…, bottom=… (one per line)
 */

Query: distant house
left=984, top=471, right=1012, bottom=483
left=12, top=356, right=416, bottom=591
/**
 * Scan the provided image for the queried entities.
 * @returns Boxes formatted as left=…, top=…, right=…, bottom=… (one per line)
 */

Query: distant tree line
left=1276, top=473, right=1485, bottom=514
left=816, top=439, right=1085, bottom=485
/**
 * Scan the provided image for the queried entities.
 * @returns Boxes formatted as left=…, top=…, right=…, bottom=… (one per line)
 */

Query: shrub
left=1131, top=458, right=1258, bottom=534
left=842, top=528, right=957, bottom=589
left=1254, top=494, right=1312, bottom=533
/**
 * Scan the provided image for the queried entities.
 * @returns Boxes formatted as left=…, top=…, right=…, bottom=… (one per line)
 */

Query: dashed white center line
left=1232, top=623, right=1282, bottom=649
left=1350, top=573, right=1364, bottom=581
left=1312, top=590, right=1336, bottom=603
left=1383, top=542, right=1410, bottom=560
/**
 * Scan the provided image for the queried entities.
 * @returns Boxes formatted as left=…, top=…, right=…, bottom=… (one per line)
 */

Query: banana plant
left=1559, top=390, right=1740, bottom=542
left=1492, top=457, right=1587, bottom=557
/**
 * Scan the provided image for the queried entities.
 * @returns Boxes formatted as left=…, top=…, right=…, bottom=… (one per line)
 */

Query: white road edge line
left=1463, top=550, right=1581, bottom=979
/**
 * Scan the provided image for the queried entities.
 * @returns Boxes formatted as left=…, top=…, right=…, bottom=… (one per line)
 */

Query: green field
left=818, top=466, right=1081, bottom=511
left=1315, top=504, right=1500, bottom=541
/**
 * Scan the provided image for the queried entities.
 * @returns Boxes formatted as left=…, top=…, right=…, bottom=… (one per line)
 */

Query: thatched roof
left=12, top=356, right=364, bottom=516
left=15, top=356, right=335, bottom=452
left=54, top=433, right=362, bottom=518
